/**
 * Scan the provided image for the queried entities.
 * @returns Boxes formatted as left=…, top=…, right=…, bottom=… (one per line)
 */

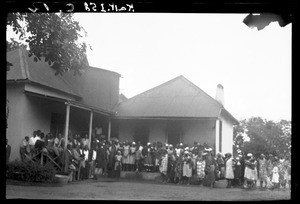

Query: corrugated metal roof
left=7, top=48, right=80, bottom=97
left=115, top=75, right=226, bottom=118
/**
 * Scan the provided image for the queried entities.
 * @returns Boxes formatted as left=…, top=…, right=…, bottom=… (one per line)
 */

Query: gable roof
left=7, top=48, right=81, bottom=97
left=115, top=75, right=238, bottom=124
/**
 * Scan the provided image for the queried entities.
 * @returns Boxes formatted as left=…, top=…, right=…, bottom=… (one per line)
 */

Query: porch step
left=120, top=171, right=161, bottom=181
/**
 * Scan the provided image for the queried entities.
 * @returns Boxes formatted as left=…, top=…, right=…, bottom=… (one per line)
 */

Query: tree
left=6, top=12, right=90, bottom=76
left=233, top=117, right=291, bottom=158
left=233, top=119, right=247, bottom=154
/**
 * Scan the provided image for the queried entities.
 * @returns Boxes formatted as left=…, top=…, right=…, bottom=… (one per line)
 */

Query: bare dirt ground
left=6, top=178, right=291, bottom=200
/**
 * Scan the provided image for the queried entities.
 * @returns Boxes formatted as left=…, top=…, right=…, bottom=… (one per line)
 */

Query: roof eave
left=115, top=116, right=218, bottom=120
left=220, top=108, right=239, bottom=125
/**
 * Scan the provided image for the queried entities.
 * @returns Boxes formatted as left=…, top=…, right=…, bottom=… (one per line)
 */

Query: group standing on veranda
left=9, top=129, right=291, bottom=189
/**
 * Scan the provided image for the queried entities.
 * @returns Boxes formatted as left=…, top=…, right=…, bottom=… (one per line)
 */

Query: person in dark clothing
left=108, top=140, right=117, bottom=177
left=143, top=143, right=154, bottom=172
left=95, top=142, right=108, bottom=179
left=35, top=133, right=46, bottom=151
left=233, top=157, right=242, bottom=187
left=35, top=132, right=47, bottom=165
left=240, top=153, right=246, bottom=186
left=203, top=148, right=216, bottom=188
left=167, top=151, right=176, bottom=183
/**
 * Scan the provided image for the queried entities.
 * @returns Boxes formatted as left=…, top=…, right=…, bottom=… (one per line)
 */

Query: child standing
left=159, top=149, right=168, bottom=183
left=114, top=151, right=123, bottom=178
left=135, top=144, right=143, bottom=172
left=182, top=151, right=193, bottom=185
left=122, top=141, right=130, bottom=171
left=271, top=159, right=280, bottom=190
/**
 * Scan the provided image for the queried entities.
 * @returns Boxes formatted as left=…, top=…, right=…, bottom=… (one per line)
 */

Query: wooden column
left=88, top=111, right=93, bottom=149
left=64, top=104, right=70, bottom=150
left=108, top=118, right=111, bottom=142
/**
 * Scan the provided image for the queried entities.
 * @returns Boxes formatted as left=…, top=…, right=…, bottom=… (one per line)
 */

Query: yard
left=6, top=178, right=291, bottom=200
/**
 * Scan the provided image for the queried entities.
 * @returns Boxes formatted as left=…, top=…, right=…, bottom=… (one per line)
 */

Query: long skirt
left=259, top=167, right=268, bottom=182
left=114, top=161, right=122, bottom=171
left=145, top=154, right=153, bottom=165
left=175, top=163, right=183, bottom=179
left=234, top=165, right=242, bottom=179
left=182, top=162, right=192, bottom=178
left=196, top=161, right=206, bottom=179
left=253, top=167, right=258, bottom=181
left=244, top=167, right=255, bottom=181
left=225, top=160, right=235, bottom=179
left=128, top=154, right=136, bottom=165
left=159, top=156, right=168, bottom=175
left=203, top=165, right=215, bottom=186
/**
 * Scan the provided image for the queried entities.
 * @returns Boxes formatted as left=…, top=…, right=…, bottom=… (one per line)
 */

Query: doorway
left=167, top=121, right=182, bottom=146
left=134, top=125, right=149, bottom=146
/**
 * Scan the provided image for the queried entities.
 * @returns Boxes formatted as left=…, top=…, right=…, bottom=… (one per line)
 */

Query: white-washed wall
left=118, top=119, right=216, bottom=147
left=7, top=84, right=26, bottom=161
left=181, top=119, right=216, bottom=147
left=220, top=115, right=234, bottom=154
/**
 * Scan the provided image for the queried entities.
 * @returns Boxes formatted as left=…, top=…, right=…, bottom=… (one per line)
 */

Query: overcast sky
left=7, top=13, right=291, bottom=122
left=73, top=13, right=291, bottom=122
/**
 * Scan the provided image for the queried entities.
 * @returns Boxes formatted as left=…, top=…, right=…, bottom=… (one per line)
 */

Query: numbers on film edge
left=28, top=2, right=134, bottom=13
left=84, top=2, right=134, bottom=12
left=28, top=2, right=75, bottom=13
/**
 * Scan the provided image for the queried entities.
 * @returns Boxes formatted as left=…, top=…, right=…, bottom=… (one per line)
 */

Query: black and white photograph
left=6, top=1, right=293, bottom=201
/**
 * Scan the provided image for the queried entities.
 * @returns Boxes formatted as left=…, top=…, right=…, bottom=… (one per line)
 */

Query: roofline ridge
left=118, top=75, right=184, bottom=105
left=179, top=76, right=223, bottom=109
left=88, top=66, right=121, bottom=77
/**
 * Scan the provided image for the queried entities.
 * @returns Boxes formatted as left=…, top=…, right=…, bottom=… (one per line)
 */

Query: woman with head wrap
left=196, top=151, right=206, bottom=185
left=122, top=141, right=130, bottom=171
left=216, top=152, right=225, bottom=179
left=174, top=150, right=184, bottom=184
left=159, top=149, right=168, bottom=183
left=129, top=142, right=137, bottom=171
left=243, top=153, right=256, bottom=189
left=182, top=150, right=193, bottom=185
left=203, top=148, right=216, bottom=188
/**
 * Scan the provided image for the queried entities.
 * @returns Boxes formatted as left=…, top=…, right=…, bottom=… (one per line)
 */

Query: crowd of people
left=18, top=129, right=291, bottom=190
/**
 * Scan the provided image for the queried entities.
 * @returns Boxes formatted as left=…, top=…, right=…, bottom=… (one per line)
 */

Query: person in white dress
left=244, top=153, right=255, bottom=189
left=271, top=158, right=280, bottom=190
left=225, top=153, right=234, bottom=188
left=129, top=142, right=136, bottom=171
left=122, top=141, right=130, bottom=171
left=182, top=151, right=193, bottom=185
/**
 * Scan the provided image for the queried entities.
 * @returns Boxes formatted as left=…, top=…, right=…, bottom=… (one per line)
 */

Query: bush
left=6, top=160, right=57, bottom=183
